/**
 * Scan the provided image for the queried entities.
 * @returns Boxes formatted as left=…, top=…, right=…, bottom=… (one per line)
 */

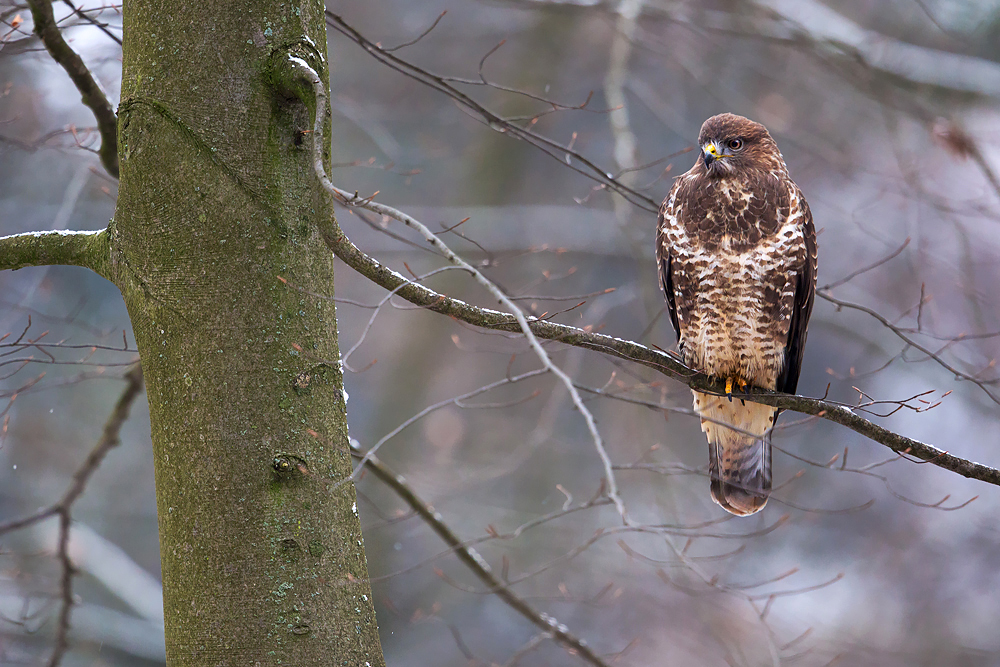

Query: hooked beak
left=703, top=141, right=722, bottom=168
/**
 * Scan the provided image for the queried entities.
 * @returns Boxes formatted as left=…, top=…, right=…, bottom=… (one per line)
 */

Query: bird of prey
left=656, top=113, right=817, bottom=516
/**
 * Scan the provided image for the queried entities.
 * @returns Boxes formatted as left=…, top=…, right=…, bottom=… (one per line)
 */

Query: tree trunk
left=111, top=1, right=384, bottom=664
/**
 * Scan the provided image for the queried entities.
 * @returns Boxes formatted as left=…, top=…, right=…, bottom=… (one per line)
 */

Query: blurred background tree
left=3, top=0, right=1000, bottom=665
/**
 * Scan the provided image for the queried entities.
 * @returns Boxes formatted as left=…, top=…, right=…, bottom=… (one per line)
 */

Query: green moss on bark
left=0, top=229, right=111, bottom=277
left=113, top=1, right=384, bottom=664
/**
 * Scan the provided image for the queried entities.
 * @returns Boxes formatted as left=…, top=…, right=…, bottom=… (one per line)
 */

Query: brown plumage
left=657, top=113, right=817, bottom=516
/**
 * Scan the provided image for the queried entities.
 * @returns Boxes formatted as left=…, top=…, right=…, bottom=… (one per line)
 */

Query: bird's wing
left=656, top=190, right=682, bottom=341
left=777, top=184, right=817, bottom=396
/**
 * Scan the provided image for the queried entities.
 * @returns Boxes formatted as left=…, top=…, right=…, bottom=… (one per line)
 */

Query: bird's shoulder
left=659, top=170, right=707, bottom=232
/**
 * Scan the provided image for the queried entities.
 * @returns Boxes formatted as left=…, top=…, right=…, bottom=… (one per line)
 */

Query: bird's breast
left=675, top=241, right=795, bottom=388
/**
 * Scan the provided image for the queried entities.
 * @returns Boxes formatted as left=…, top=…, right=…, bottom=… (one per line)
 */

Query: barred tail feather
left=708, top=432, right=771, bottom=516
left=693, top=390, right=774, bottom=516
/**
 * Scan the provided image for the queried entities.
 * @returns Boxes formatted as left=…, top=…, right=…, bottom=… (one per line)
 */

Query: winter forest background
left=3, top=0, right=1000, bottom=665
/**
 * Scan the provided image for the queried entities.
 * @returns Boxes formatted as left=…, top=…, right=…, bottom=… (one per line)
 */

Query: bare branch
left=350, top=445, right=614, bottom=667
left=315, top=188, right=1000, bottom=486
left=0, top=364, right=143, bottom=667
left=819, top=238, right=910, bottom=291
left=817, top=290, right=1000, bottom=404
left=324, top=11, right=659, bottom=213
left=268, top=48, right=1000, bottom=501
left=25, top=0, right=118, bottom=177
left=279, top=54, right=630, bottom=523
left=329, top=185, right=628, bottom=521
left=501, top=632, right=553, bottom=667
left=754, top=0, right=1000, bottom=98
left=60, top=0, right=122, bottom=46
left=348, top=368, right=548, bottom=474
left=512, top=0, right=1000, bottom=99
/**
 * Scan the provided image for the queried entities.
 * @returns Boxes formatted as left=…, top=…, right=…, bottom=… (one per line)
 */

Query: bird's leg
left=725, top=377, right=734, bottom=402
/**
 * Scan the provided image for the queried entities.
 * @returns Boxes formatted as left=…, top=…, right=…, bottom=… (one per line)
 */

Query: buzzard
left=656, top=113, right=817, bottom=516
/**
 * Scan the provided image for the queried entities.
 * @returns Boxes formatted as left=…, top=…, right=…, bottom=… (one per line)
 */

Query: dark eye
left=727, top=138, right=744, bottom=150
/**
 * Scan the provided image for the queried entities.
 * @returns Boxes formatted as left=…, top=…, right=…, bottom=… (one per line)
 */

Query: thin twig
left=818, top=290, right=1000, bottom=404
left=324, top=11, right=658, bottom=212
left=819, top=238, right=910, bottom=291
left=351, top=368, right=548, bottom=474
left=330, top=186, right=628, bottom=522
left=60, top=0, right=122, bottom=46
left=350, top=445, right=613, bottom=667
left=383, top=10, right=446, bottom=52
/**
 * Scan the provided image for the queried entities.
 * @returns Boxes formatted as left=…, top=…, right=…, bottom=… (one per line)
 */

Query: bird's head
left=696, top=113, right=784, bottom=179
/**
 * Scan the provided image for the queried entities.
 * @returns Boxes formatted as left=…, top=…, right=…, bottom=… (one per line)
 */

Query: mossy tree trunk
left=107, top=1, right=384, bottom=664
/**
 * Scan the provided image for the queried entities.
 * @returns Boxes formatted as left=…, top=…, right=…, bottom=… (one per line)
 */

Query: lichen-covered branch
left=323, top=207, right=1000, bottom=487
left=26, top=0, right=119, bottom=178
left=0, top=229, right=111, bottom=279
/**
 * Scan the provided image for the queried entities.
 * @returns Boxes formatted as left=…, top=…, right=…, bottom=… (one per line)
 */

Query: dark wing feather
left=777, top=189, right=817, bottom=395
left=656, top=200, right=681, bottom=341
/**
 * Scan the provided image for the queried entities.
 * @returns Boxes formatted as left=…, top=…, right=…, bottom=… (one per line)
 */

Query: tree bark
left=110, top=1, right=384, bottom=664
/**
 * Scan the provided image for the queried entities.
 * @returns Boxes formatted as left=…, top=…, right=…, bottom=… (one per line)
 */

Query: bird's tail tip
left=697, top=389, right=774, bottom=516
left=710, top=479, right=769, bottom=516
left=707, top=431, right=771, bottom=517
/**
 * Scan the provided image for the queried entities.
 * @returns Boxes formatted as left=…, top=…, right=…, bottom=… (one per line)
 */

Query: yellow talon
left=737, top=378, right=748, bottom=391
left=725, top=377, right=733, bottom=402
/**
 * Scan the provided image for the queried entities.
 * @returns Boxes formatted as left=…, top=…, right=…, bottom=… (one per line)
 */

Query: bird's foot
left=725, top=377, right=748, bottom=403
